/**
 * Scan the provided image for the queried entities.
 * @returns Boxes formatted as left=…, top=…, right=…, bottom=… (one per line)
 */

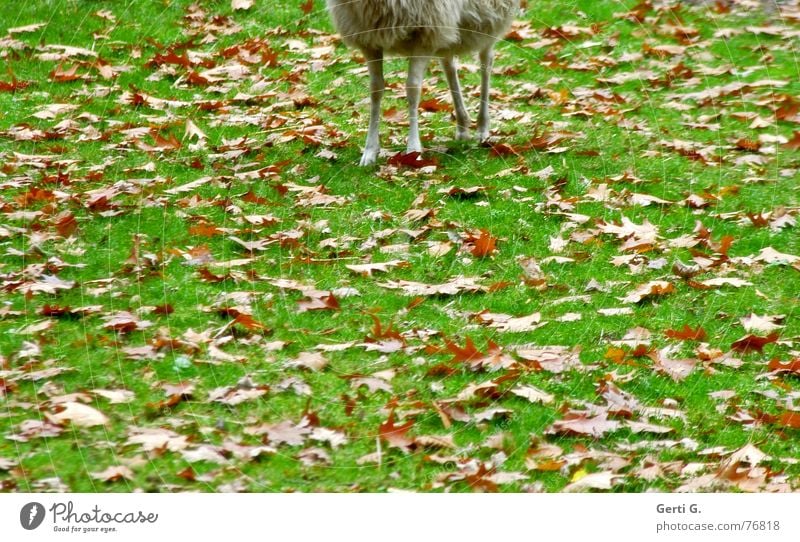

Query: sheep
left=325, top=0, right=520, bottom=165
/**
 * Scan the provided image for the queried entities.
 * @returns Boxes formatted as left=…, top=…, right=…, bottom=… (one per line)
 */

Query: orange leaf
left=445, top=337, right=483, bottom=363
left=778, top=411, right=800, bottom=429
left=470, top=229, right=497, bottom=258
left=664, top=324, right=707, bottom=341
left=379, top=410, right=415, bottom=451
left=387, top=151, right=438, bottom=169
left=731, top=332, right=779, bottom=353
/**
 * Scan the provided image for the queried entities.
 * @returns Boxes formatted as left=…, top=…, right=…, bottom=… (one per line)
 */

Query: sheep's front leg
left=406, top=55, right=429, bottom=154
left=360, top=49, right=384, bottom=166
left=477, top=47, right=494, bottom=142
left=441, top=56, right=471, bottom=141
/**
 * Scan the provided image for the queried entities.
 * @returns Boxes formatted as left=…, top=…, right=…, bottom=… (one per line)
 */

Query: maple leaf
left=731, top=332, right=779, bottom=353
left=510, top=385, right=554, bottom=404
left=619, top=281, right=675, bottom=303
left=445, top=337, right=483, bottom=364
left=546, top=411, right=621, bottom=437
left=782, top=131, right=800, bottom=151
left=287, top=351, right=328, bottom=371
left=101, top=311, right=152, bottom=333
left=664, top=324, right=707, bottom=341
left=778, top=411, right=800, bottom=429
left=92, top=389, right=135, bottom=404
left=0, top=72, right=32, bottom=93
left=297, top=292, right=340, bottom=312
left=419, top=98, right=450, bottom=112
left=345, top=260, right=407, bottom=276
left=300, top=0, right=314, bottom=14
left=740, top=313, right=784, bottom=333
left=387, top=151, right=438, bottom=169
left=49, top=63, right=81, bottom=82
left=379, top=410, right=415, bottom=452
left=49, top=402, right=108, bottom=427
left=649, top=348, right=698, bottom=381
left=767, top=359, right=800, bottom=376
left=469, top=229, right=498, bottom=258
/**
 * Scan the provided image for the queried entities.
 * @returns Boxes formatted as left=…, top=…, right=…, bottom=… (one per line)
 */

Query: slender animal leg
left=405, top=55, right=429, bottom=154
left=477, top=47, right=494, bottom=142
left=441, top=56, right=471, bottom=141
left=360, top=49, right=384, bottom=166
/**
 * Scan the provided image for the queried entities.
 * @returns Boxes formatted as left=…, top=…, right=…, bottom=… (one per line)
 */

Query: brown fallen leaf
left=510, top=384, right=554, bottom=404
left=379, top=410, right=415, bottom=451
left=740, top=314, right=784, bottom=333
left=731, top=332, right=779, bottom=353
left=287, top=351, right=328, bottom=371
left=345, top=260, right=407, bottom=276
left=546, top=411, right=621, bottom=437
left=90, top=465, right=135, bottom=482
left=49, top=402, right=108, bottom=427
left=619, top=281, right=675, bottom=303
left=664, top=324, right=707, bottom=341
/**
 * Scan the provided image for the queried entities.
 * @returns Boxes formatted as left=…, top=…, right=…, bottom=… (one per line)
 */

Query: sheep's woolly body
left=326, top=0, right=518, bottom=56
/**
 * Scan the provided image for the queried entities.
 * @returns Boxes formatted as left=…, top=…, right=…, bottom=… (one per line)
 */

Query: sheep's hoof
left=359, top=148, right=379, bottom=167
left=455, top=128, right=472, bottom=141
left=477, top=131, right=491, bottom=143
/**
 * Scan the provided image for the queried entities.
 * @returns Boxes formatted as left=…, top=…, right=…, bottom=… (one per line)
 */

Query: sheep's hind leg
left=477, top=47, right=494, bottom=142
left=441, top=56, right=471, bottom=141
left=360, top=49, right=384, bottom=166
left=406, top=55, right=430, bottom=154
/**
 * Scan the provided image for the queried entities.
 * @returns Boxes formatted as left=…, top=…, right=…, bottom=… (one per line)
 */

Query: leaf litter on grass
left=0, top=0, right=799, bottom=493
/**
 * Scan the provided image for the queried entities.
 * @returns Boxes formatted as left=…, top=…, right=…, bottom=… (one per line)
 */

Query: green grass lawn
left=1, top=0, right=799, bottom=492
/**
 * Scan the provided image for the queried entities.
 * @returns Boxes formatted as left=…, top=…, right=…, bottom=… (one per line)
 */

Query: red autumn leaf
left=197, top=268, right=231, bottom=283
left=188, top=223, right=223, bottom=237
left=470, top=229, right=498, bottom=258
left=53, top=211, right=79, bottom=237
left=49, top=63, right=81, bottom=82
left=151, top=131, right=182, bottom=151
left=40, top=304, right=72, bottom=317
left=368, top=314, right=404, bottom=341
left=233, top=313, right=269, bottom=332
left=767, top=359, right=800, bottom=375
left=419, top=98, right=450, bottom=112
left=746, top=212, right=770, bottom=228
left=778, top=411, right=800, bottom=429
left=487, top=132, right=564, bottom=156
left=782, top=131, right=800, bottom=151
left=297, top=292, right=340, bottom=312
left=241, top=190, right=271, bottom=205
left=735, top=139, right=760, bottom=152
left=445, top=337, right=483, bottom=363
left=148, top=50, right=192, bottom=68
left=0, top=73, right=31, bottom=92
left=378, top=409, right=415, bottom=451
left=187, top=71, right=211, bottom=86
left=300, top=0, right=314, bottom=14
left=153, top=304, right=174, bottom=315
left=664, top=324, right=707, bottom=341
left=731, top=332, right=779, bottom=353
left=387, top=151, right=438, bottom=169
